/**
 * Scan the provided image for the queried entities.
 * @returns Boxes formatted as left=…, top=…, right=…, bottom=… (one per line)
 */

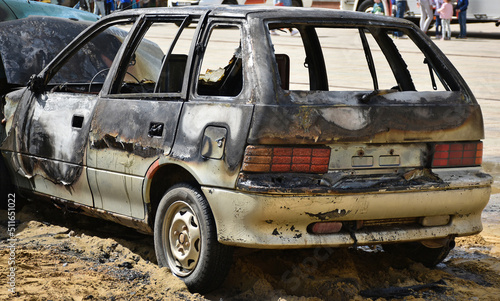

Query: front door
left=6, top=19, right=135, bottom=205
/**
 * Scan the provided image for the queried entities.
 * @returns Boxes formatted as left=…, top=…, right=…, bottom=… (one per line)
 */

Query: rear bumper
left=203, top=169, right=492, bottom=248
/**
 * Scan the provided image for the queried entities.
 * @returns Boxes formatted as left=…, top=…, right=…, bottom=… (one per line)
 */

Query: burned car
left=0, top=6, right=492, bottom=293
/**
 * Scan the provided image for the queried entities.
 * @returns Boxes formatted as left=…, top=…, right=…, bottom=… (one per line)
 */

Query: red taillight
left=432, top=142, right=483, bottom=167
left=242, top=145, right=331, bottom=173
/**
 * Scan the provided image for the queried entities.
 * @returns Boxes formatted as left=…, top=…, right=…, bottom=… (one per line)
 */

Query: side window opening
left=268, top=23, right=454, bottom=96
left=196, top=24, right=243, bottom=97
left=48, top=22, right=134, bottom=94
left=114, top=18, right=196, bottom=96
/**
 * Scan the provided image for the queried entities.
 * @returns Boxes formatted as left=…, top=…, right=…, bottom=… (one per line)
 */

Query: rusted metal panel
left=169, top=102, right=254, bottom=187
left=49, top=195, right=152, bottom=234
left=247, top=92, right=484, bottom=145
left=1, top=89, right=97, bottom=204
left=203, top=182, right=491, bottom=248
left=87, top=98, right=185, bottom=219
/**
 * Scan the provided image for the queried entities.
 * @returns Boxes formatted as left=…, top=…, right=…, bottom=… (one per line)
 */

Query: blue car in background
left=0, top=0, right=99, bottom=22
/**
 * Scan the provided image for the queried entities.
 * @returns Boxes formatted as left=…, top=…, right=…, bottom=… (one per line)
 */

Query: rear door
left=87, top=15, right=202, bottom=218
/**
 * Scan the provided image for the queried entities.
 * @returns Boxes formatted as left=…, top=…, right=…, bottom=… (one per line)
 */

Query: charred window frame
left=191, top=20, right=246, bottom=101
left=266, top=21, right=466, bottom=97
left=267, top=21, right=328, bottom=92
left=107, top=14, right=202, bottom=99
left=40, top=16, right=140, bottom=94
left=367, top=26, right=461, bottom=93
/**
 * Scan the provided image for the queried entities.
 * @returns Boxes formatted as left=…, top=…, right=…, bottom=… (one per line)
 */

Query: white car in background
left=340, top=0, right=500, bottom=24
left=168, top=0, right=312, bottom=8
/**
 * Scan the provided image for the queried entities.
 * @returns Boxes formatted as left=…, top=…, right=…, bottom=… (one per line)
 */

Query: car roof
left=104, top=5, right=416, bottom=27
left=0, top=0, right=99, bottom=22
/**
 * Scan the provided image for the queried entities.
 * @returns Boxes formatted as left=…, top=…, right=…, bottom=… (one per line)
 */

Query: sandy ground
left=1, top=185, right=499, bottom=301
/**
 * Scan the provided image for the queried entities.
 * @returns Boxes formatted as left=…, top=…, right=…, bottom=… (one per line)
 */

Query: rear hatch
left=238, top=19, right=485, bottom=193
left=240, top=90, right=484, bottom=193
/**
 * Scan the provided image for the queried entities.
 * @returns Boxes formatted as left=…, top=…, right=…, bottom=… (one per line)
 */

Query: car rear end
left=210, top=99, right=491, bottom=248
left=202, top=10, right=492, bottom=250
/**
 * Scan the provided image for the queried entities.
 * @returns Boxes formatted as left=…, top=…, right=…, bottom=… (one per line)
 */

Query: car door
left=168, top=20, right=254, bottom=188
left=86, top=15, right=203, bottom=219
left=3, top=19, right=134, bottom=205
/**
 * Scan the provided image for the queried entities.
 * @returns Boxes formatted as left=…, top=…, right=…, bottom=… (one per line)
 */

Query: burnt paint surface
left=173, top=102, right=253, bottom=165
left=237, top=169, right=446, bottom=194
left=248, top=93, right=483, bottom=145
left=89, top=98, right=181, bottom=163
left=4, top=91, right=97, bottom=185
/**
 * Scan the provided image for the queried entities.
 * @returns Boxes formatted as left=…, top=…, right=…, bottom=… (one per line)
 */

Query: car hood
left=0, top=16, right=93, bottom=95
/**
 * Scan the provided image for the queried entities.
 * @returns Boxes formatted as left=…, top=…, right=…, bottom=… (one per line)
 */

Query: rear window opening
left=267, top=23, right=467, bottom=104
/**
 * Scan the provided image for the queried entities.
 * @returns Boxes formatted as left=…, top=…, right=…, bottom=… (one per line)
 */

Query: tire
left=222, top=0, right=238, bottom=4
left=383, top=238, right=455, bottom=267
left=154, top=184, right=233, bottom=293
left=357, top=0, right=375, bottom=13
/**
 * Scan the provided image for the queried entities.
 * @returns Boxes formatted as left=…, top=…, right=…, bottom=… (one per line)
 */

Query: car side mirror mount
left=28, top=74, right=45, bottom=95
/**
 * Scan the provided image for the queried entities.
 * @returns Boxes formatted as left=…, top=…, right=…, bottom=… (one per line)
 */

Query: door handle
left=148, top=122, right=164, bottom=137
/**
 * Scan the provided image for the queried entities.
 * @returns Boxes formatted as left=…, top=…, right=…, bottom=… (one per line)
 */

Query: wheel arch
left=144, top=162, right=201, bottom=229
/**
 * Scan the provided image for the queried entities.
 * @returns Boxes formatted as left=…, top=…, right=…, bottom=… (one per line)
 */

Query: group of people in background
left=388, top=0, right=468, bottom=40
left=79, top=0, right=150, bottom=16
left=418, top=0, right=468, bottom=40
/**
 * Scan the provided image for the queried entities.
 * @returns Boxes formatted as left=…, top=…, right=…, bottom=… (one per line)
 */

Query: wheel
left=357, top=0, right=375, bottom=13
left=383, top=237, right=455, bottom=267
left=154, top=184, right=233, bottom=293
left=222, top=0, right=238, bottom=4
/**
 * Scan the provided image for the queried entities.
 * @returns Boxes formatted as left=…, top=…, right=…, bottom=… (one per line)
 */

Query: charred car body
left=0, top=6, right=492, bottom=293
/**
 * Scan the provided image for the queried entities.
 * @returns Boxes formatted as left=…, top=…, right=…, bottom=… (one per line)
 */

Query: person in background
left=394, top=0, right=407, bottom=37
left=417, top=0, right=433, bottom=33
left=94, top=0, right=105, bottom=16
left=437, top=0, right=453, bottom=40
left=270, top=0, right=299, bottom=36
left=456, top=0, right=468, bottom=39
left=105, top=0, right=113, bottom=15
left=79, top=0, right=90, bottom=11
left=119, top=0, right=131, bottom=9
left=431, top=0, right=443, bottom=39
left=372, top=0, right=384, bottom=15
